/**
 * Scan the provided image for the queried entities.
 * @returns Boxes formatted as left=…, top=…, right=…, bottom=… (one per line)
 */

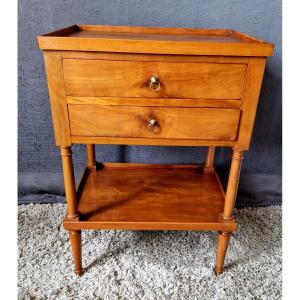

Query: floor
left=18, top=203, right=281, bottom=299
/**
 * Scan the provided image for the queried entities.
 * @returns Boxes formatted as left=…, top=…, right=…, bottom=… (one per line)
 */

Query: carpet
left=18, top=204, right=281, bottom=299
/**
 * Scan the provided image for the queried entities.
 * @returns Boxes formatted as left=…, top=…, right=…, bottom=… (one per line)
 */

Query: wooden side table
left=38, top=25, right=273, bottom=275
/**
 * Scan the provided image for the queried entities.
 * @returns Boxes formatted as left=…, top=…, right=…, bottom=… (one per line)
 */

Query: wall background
left=18, top=0, right=282, bottom=206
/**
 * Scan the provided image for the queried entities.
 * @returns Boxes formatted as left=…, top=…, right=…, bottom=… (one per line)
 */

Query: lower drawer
left=68, top=105, right=240, bottom=141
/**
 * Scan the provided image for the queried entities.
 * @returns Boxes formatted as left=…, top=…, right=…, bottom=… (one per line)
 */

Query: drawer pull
left=149, top=76, right=161, bottom=92
left=148, top=119, right=160, bottom=133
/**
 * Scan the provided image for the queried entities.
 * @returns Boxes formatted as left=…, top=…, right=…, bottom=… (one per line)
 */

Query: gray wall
left=18, top=0, right=282, bottom=206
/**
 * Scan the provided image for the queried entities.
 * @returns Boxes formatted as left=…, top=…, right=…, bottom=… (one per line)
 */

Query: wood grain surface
left=64, top=163, right=237, bottom=231
left=63, top=59, right=247, bottom=99
left=43, top=51, right=71, bottom=146
left=68, top=105, right=241, bottom=141
left=39, top=24, right=273, bottom=275
left=38, top=25, right=274, bottom=56
left=66, top=96, right=242, bottom=109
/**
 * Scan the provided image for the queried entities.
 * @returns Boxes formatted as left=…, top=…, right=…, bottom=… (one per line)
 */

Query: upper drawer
left=63, top=59, right=247, bottom=99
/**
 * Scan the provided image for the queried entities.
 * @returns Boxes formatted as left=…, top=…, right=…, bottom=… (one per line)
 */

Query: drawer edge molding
left=70, top=136, right=235, bottom=147
left=66, top=96, right=242, bottom=109
left=61, top=51, right=251, bottom=64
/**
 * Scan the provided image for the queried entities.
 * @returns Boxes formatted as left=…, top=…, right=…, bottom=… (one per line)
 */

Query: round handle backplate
left=149, top=76, right=161, bottom=92
left=147, top=118, right=160, bottom=133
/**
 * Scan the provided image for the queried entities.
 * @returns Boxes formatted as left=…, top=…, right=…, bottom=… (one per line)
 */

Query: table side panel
left=43, top=51, right=71, bottom=146
left=235, top=57, right=267, bottom=150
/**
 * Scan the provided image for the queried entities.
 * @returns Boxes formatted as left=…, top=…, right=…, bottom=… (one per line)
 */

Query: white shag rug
left=18, top=204, right=281, bottom=299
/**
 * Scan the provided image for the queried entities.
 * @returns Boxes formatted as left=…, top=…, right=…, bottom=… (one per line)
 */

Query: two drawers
left=64, top=57, right=246, bottom=141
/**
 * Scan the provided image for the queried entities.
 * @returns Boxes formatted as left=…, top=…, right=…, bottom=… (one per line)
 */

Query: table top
left=37, top=24, right=273, bottom=56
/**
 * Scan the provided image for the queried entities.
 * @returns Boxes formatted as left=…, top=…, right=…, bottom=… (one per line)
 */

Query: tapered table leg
left=214, top=149, right=243, bottom=274
left=69, top=230, right=83, bottom=276
left=60, top=146, right=78, bottom=218
left=60, top=146, right=83, bottom=275
left=215, top=232, right=231, bottom=274
left=223, top=150, right=243, bottom=219
left=86, top=144, right=96, bottom=169
left=203, top=146, right=215, bottom=174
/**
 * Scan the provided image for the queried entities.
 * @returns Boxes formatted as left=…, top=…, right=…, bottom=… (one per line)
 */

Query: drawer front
left=63, top=59, right=247, bottom=99
left=68, top=105, right=240, bottom=141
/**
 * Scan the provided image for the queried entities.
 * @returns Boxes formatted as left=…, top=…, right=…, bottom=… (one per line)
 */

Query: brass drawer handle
left=148, top=119, right=160, bottom=133
left=149, top=76, right=161, bottom=92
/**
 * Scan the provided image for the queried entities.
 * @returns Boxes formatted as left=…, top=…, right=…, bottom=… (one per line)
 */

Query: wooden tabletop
left=37, top=24, right=273, bottom=56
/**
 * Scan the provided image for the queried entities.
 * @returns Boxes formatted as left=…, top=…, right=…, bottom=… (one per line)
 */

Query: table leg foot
left=215, top=231, right=231, bottom=274
left=69, top=230, right=83, bottom=276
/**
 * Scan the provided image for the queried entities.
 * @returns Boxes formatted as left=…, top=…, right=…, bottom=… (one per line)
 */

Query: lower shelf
left=64, top=163, right=237, bottom=231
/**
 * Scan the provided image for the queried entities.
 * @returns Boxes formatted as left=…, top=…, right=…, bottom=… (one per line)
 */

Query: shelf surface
left=64, top=163, right=237, bottom=231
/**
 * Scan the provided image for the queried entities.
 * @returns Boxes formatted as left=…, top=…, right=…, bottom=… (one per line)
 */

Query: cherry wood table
left=38, top=25, right=273, bottom=275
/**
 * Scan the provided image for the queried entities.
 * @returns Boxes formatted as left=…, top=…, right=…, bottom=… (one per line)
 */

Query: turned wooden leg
left=215, top=232, right=231, bottom=274
left=203, top=146, right=215, bottom=174
left=214, top=149, right=243, bottom=274
left=60, top=146, right=78, bottom=218
left=60, top=147, right=83, bottom=275
left=223, top=150, right=243, bottom=219
left=86, top=144, right=99, bottom=171
left=69, top=230, right=83, bottom=276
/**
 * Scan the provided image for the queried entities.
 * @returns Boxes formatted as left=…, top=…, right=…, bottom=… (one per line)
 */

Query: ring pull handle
left=148, top=119, right=160, bottom=133
left=149, top=76, right=161, bottom=92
